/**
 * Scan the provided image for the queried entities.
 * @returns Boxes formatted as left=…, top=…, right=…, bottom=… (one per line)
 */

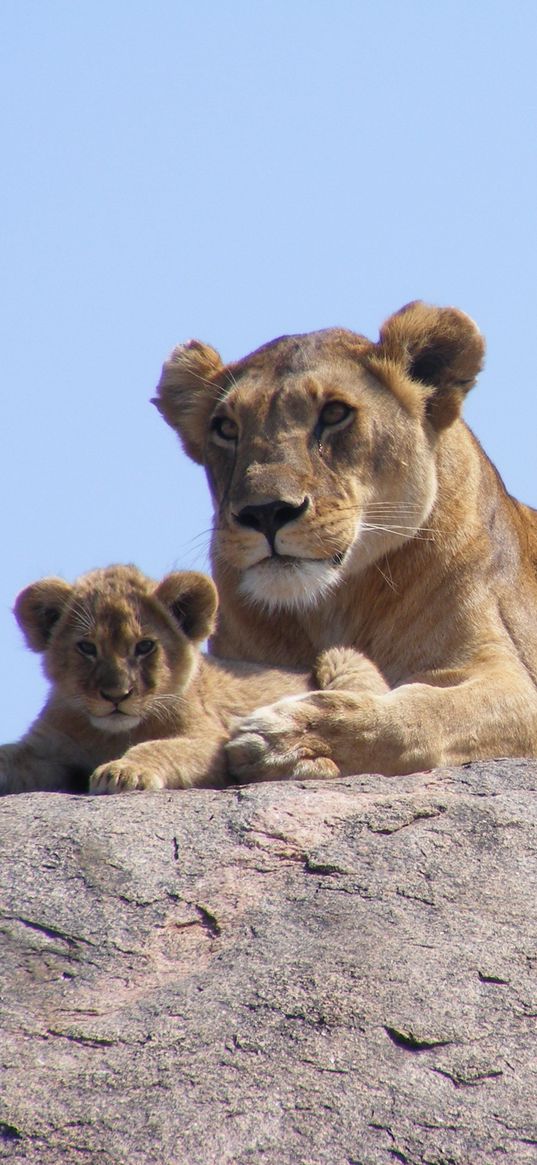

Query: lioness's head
left=15, top=565, right=217, bottom=732
left=154, top=303, right=484, bottom=611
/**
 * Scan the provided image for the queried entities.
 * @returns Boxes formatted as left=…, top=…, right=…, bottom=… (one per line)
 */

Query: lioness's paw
left=90, top=760, right=167, bottom=795
left=315, top=647, right=389, bottom=695
left=225, top=699, right=339, bottom=784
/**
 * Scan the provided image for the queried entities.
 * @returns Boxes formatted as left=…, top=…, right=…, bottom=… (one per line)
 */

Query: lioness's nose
left=234, top=497, right=308, bottom=545
left=99, top=687, right=134, bottom=705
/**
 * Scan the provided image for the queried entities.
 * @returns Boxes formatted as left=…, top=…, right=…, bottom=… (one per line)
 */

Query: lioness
left=0, top=564, right=383, bottom=794
left=154, top=300, right=537, bottom=781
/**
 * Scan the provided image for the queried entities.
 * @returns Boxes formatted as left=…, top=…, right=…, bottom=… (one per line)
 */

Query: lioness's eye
left=135, top=639, right=156, bottom=657
left=76, top=640, right=97, bottom=658
left=319, top=401, right=353, bottom=428
left=210, top=415, right=238, bottom=442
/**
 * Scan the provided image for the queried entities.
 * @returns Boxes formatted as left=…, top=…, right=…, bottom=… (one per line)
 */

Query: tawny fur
left=0, top=566, right=382, bottom=794
left=154, top=300, right=537, bottom=782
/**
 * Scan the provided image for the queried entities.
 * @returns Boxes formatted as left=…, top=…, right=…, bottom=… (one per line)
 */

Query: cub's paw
left=90, top=759, right=167, bottom=795
left=225, top=697, right=339, bottom=785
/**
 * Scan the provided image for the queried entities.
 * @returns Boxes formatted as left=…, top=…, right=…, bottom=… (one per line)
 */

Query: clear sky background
left=2, top=0, right=537, bottom=740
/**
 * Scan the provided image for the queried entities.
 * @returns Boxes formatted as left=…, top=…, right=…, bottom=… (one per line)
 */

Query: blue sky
left=2, top=0, right=537, bottom=739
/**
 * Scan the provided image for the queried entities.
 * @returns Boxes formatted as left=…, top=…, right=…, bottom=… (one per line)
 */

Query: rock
left=1, top=759, right=536, bottom=1164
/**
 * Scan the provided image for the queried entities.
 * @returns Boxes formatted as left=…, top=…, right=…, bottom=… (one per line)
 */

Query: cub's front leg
left=90, top=734, right=228, bottom=794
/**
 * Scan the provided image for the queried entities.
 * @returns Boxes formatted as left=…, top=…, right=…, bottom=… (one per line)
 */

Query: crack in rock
left=384, top=1025, right=453, bottom=1052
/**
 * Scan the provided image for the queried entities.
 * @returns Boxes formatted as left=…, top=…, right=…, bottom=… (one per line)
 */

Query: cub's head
left=15, top=565, right=217, bottom=733
left=154, top=303, right=484, bottom=612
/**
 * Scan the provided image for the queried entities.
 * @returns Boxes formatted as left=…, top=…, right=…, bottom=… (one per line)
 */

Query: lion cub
left=0, top=564, right=387, bottom=795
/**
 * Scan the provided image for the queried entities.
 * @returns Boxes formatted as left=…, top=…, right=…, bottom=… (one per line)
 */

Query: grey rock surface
left=1, top=760, right=536, bottom=1165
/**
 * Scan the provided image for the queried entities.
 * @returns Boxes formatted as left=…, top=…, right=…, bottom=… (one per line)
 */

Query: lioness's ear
left=154, top=571, right=218, bottom=644
left=374, top=301, right=485, bottom=429
left=14, top=579, right=74, bottom=652
left=152, top=340, right=224, bottom=464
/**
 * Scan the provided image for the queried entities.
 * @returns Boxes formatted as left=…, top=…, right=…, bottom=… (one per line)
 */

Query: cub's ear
left=154, top=571, right=218, bottom=644
left=373, top=301, right=485, bottom=429
left=152, top=340, right=224, bottom=464
left=14, top=579, right=74, bottom=652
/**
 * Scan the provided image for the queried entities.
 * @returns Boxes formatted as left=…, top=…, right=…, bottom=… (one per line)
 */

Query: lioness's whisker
left=362, top=522, right=435, bottom=541
left=375, top=560, right=398, bottom=592
left=311, top=513, right=436, bottom=538
left=171, top=528, right=213, bottom=554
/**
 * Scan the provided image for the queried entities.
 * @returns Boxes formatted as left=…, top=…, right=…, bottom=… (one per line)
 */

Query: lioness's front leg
left=90, top=734, right=228, bottom=794
left=225, top=670, right=537, bottom=782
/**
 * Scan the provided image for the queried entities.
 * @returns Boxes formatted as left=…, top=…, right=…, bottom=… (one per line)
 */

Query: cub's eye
left=135, top=639, right=156, bottom=657
left=210, top=415, right=238, bottom=443
left=318, top=401, right=353, bottom=429
left=76, top=640, right=97, bottom=658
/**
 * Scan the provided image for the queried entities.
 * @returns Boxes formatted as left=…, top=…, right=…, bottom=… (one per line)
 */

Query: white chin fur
left=89, top=714, right=141, bottom=734
left=238, top=558, right=341, bottom=612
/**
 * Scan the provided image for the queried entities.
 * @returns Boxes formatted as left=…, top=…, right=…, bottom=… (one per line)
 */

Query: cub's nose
left=234, top=498, right=308, bottom=546
left=99, top=687, right=134, bottom=705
